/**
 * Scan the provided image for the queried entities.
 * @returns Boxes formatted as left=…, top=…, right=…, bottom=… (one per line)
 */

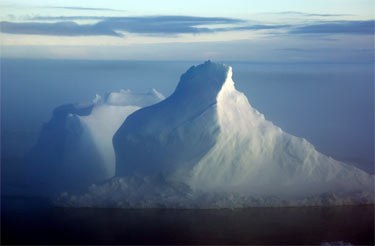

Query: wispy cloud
left=229, top=24, right=291, bottom=31
left=276, top=47, right=372, bottom=53
left=270, top=11, right=350, bottom=17
left=2, top=15, right=373, bottom=37
left=96, top=16, right=244, bottom=35
left=29, top=15, right=243, bottom=23
left=44, top=6, right=121, bottom=12
left=1, top=15, right=277, bottom=37
left=290, top=20, right=374, bottom=35
left=0, top=21, right=120, bottom=37
left=30, top=16, right=114, bottom=21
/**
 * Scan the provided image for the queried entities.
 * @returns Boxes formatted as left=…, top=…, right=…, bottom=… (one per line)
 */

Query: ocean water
left=2, top=197, right=374, bottom=245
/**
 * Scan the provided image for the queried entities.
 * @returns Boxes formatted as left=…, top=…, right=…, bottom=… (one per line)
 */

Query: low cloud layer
left=0, top=21, right=120, bottom=37
left=1, top=15, right=373, bottom=37
left=45, top=6, right=121, bottom=12
left=1, top=16, right=244, bottom=37
left=272, top=11, right=350, bottom=17
left=290, top=20, right=374, bottom=35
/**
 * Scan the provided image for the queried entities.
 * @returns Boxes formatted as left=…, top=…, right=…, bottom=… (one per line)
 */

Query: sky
left=0, top=0, right=374, bottom=61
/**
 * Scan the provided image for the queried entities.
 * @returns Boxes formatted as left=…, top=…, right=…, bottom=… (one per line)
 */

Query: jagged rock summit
left=113, top=61, right=374, bottom=199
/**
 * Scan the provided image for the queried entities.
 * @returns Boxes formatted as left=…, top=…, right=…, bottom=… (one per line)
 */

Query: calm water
left=2, top=197, right=374, bottom=245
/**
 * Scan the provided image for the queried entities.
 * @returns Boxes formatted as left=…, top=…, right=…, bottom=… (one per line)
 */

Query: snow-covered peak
left=113, top=62, right=232, bottom=176
left=174, top=60, right=232, bottom=103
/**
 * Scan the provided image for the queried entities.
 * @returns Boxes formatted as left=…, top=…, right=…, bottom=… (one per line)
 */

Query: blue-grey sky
left=0, top=0, right=374, bottom=61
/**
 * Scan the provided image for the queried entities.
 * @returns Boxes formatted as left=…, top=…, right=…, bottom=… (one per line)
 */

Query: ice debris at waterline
left=56, top=176, right=373, bottom=208
left=26, top=89, right=165, bottom=194
left=34, top=61, right=374, bottom=207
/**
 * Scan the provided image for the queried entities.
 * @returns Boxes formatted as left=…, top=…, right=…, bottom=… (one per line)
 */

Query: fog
left=2, top=59, right=373, bottom=174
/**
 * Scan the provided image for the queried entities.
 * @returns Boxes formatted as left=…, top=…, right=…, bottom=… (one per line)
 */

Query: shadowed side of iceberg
left=25, top=89, right=164, bottom=195
left=114, top=61, right=228, bottom=176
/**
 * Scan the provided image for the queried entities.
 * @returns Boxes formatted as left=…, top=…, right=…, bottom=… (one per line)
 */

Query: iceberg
left=89, top=60, right=372, bottom=208
left=33, top=60, right=373, bottom=207
left=113, top=61, right=373, bottom=199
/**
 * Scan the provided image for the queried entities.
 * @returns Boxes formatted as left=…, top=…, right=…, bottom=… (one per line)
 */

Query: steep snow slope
left=112, top=61, right=373, bottom=201
left=26, top=89, right=164, bottom=194
left=188, top=65, right=372, bottom=198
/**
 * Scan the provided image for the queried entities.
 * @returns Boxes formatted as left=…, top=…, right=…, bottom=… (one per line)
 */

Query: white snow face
left=188, top=66, right=373, bottom=198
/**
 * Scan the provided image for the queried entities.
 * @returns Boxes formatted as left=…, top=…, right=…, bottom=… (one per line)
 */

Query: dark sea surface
left=2, top=197, right=374, bottom=245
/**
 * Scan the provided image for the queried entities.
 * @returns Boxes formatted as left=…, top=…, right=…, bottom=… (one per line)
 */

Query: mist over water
left=1, top=59, right=373, bottom=174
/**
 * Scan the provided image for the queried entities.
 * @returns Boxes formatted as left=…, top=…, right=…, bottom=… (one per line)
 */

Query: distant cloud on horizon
left=270, top=11, right=351, bottom=17
left=290, top=20, right=375, bottom=35
left=1, top=15, right=373, bottom=37
left=0, top=16, right=254, bottom=37
left=0, top=21, right=121, bottom=37
left=44, top=6, right=122, bottom=12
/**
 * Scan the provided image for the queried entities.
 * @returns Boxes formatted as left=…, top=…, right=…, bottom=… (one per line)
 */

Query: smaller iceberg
left=26, top=89, right=164, bottom=195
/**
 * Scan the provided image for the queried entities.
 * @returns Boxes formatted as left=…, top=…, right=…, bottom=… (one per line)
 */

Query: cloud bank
left=0, top=21, right=121, bottom=37
left=1, top=16, right=373, bottom=37
left=45, top=6, right=121, bottom=12
left=290, top=20, right=375, bottom=35
left=272, top=11, right=350, bottom=17
left=1, top=16, right=244, bottom=37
